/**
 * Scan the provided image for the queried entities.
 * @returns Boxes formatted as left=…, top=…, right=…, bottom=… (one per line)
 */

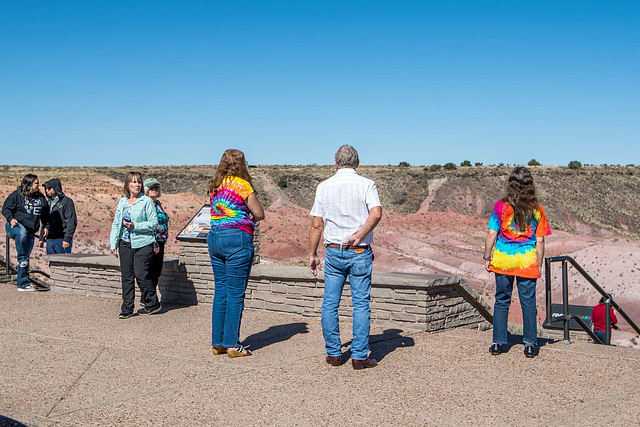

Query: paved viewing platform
left=1, top=283, right=639, bottom=426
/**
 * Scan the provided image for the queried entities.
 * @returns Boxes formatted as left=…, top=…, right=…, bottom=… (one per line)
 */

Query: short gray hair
left=334, top=145, right=359, bottom=168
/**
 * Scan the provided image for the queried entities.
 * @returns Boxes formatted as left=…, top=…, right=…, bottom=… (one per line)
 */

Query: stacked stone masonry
left=48, top=242, right=493, bottom=332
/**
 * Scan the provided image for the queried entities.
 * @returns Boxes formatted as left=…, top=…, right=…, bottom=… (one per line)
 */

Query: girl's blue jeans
left=493, top=274, right=538, bottom=347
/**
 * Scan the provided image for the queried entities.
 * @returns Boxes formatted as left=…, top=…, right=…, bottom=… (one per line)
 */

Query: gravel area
left=0, top=284, right=638, bottom=426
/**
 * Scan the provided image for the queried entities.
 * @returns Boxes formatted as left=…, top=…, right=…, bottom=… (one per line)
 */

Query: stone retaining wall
left=48, top=246, right=493, bottom=332
left=244, top=266, right=492, bottom=331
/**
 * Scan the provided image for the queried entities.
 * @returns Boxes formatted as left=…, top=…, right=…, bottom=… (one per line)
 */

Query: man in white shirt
left=309, top=145, right=383, bottom=370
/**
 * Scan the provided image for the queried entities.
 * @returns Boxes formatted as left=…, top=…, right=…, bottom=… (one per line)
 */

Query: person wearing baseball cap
left=143, top=178, right=169, bottom=309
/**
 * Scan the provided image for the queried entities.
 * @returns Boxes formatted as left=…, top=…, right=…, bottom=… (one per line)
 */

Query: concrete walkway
left=1, top=284, right=639, bottom=426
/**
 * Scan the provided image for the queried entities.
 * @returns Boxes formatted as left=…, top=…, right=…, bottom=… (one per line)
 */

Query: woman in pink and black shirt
left=207, top=149, right=264, bottom=358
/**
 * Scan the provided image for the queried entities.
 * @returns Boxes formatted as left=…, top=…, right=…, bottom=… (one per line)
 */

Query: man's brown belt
left=326, top=244, right=370, bottom=251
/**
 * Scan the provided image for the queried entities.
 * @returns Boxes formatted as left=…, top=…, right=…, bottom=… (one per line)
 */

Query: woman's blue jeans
left=322, top=246, right=373, bottom=360
left=493, top=274, right=538, bottom=347
left=207, top=227, right=254, bottom=348
left=5, top=222, right=35, bottom=288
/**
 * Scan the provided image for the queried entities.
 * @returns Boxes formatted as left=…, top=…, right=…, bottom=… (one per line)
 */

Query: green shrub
left=528, top=159, right=541, bottom=166
left=475, top=162, right=483, bottom=166
left=398, top=161, right=410, bottom=167
left=443, top=162, right=457, bottom=170
left=568, top=160, right=582, bottom=169
left=460, top=160, right=472, bottom=167
left=278, top=179, right=287, bottom=189
left=429, top=164, right=442, bottom=171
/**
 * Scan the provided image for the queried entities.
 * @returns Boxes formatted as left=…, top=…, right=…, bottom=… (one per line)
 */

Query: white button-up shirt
left=310, top=168, right=381, bottom=246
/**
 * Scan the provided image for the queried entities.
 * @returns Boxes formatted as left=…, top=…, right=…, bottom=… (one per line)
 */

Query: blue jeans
left=46, top=238, right=72, bottom=254
left=593, top=328, right=607, bottom=344
left=322, top=246, right=373, bottom=360
left=207, top=227, right=254, bottom=348
left=5, top=222, right=35, bottom=288
left=493, top=274, right=538, bottom=347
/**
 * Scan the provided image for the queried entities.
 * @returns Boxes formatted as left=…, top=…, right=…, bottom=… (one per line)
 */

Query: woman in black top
left=2, top=174, right=49, bottom=291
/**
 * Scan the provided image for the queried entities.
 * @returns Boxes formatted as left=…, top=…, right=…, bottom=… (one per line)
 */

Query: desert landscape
left=1, top=164, right=639, bottom=347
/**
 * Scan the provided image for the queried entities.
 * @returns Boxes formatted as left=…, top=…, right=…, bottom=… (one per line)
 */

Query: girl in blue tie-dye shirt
left=484, top=167, right=551, bottom=359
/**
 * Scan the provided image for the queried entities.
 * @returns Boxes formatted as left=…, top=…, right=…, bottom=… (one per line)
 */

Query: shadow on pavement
left=154, top=302, right=197, bottom=314
left=243, top=322, right=309, bottom=351
left=501, top=333, right=555, bottom=353
left=341, top=328, right=415, bottom=362
left=0, top=414, right=27, bottom=427
left=369, top=329, right=415, bottom=362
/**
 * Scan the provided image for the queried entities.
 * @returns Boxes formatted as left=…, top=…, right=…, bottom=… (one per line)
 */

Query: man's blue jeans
left=46, top=238, right=72, bottom=254
left=207, top=227, right=254, bottom=348
left=5, top=222, right=35, bottom=288
left=322, top=246, right=373, bottom=360
left=493, top=274, right=538, bottom=347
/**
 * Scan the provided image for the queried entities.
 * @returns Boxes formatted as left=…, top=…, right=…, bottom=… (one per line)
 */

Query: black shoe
left=489, top=343, right=503, bottom=355
left=524, top=346, right=537, bottom=358
left=118, top=312, right=135, bottom=319
left=138, top=303, right=162, bottom=315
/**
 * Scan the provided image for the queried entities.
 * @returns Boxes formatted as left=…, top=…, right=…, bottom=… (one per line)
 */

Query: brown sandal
left=212, top=346, right=227, bottom=355
left=227, top=345, right=252, bottom=358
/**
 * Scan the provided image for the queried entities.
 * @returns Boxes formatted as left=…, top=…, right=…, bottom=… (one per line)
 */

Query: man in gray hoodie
left=43, top=178, right=77, bottom=254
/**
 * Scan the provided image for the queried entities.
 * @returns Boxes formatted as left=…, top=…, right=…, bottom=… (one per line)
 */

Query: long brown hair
left=18, top=174, right=39, bottom=198
left=208, top=149, right=254, bottom=196
left=503, top=166, right=539, bottom=231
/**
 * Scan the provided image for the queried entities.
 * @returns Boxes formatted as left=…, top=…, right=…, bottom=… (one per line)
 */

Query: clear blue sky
left=1, top=1, right=638, bottom=166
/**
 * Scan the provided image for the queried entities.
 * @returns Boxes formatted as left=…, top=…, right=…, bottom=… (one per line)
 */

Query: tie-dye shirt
left=488, top=200, right=551, bottom=279
left=210, top=176, right=255, bottom=236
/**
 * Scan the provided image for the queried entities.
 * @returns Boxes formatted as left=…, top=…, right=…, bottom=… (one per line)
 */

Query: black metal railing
left=1, top=234, right=51, bottom=287
left=545, top=255, right=640, bottom=345
left=4, top=234, right=9, bottom=277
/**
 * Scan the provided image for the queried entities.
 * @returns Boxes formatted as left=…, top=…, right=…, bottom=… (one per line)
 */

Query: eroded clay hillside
left=87, top=164, right=640, bottom=238
left=1, top=164, right=639, bottom=344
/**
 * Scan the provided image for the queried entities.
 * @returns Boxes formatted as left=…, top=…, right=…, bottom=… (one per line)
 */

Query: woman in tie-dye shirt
left=484, top=167, right=551, bottom=359
left=207, top=149, right=265, bottom=358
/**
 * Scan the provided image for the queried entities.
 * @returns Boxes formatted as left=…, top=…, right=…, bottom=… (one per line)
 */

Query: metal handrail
left=4, top=234, right=9, bottom=277
left=552, top=314, right=603, bottom=344
left=545, top=255, right=640, bottom=344
left=2, top=233, right=51, bottom=285
left=29, top=269, right=51, bottom=279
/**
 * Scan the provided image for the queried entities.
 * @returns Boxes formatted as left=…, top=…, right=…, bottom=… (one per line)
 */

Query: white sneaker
left=18, top=284, right=37, bottom=292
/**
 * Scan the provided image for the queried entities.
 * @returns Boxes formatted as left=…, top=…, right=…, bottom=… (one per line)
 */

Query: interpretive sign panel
left=543, top=303, right=593, bottom=331
left=177, top=204, right=210, bottom=242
